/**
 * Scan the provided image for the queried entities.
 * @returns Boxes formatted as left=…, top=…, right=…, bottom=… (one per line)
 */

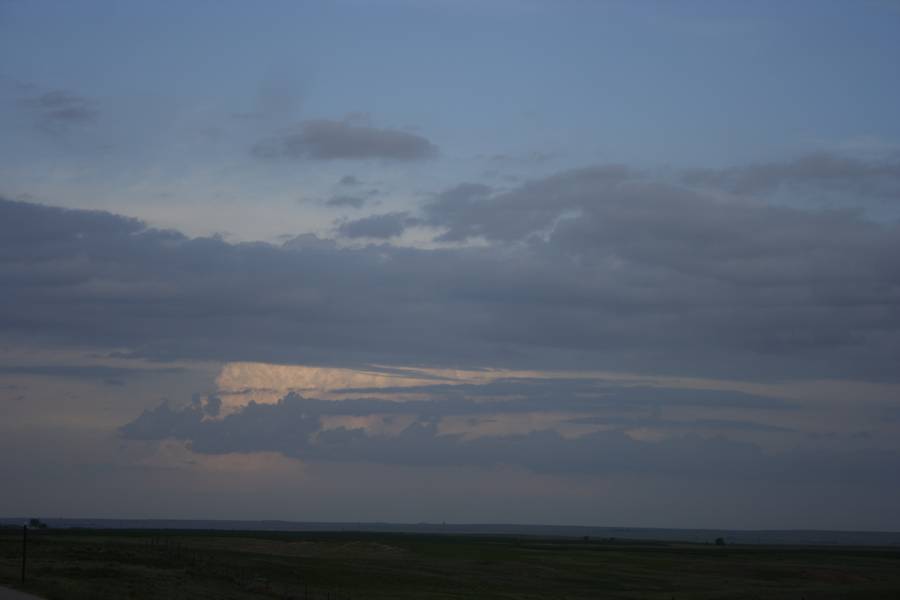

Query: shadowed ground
left=2, top=528, right=900, bottom=599
left=0, top=586, right=44, bottom=600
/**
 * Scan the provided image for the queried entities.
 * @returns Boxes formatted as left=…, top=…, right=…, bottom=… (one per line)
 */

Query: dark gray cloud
left=325, top=195, right=366, bottom=209
left=336, top=212, right=417, bottom=239
left=280, top=232, right=338, bottom=251
left=423, top=182, right=494, bottom=242
left=423, top=173, right=900, bottom=377
left=682, top=152, right=900, bottom=197
left=0, top=365, right=184, bottom=382
left=119, top=393, right=897, bottom=484
left=330, top=379, right=793, bottom=412
left=339, top=175, right=362, bottom=186
left=4, top=153, right=900, bottom=380
left=20, top=90, right=99, bottom=132
left=566, top=416, right=792, bottom=433
left=252, top=119, right=437, bottom=161
left=215, top=379, right=793, bottom=424
left=424, top=166, right=630, bottom=242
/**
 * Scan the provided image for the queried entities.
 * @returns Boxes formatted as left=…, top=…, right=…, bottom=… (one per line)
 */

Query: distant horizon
left=4, top=517, right=900, bottom=549
left=4, top=516, right=900, bottom=535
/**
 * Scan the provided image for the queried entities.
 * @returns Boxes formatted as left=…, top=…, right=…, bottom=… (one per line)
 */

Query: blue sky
left=3, top=0, right=900, bottom=238
left=3, top=1, right=900, bottom=529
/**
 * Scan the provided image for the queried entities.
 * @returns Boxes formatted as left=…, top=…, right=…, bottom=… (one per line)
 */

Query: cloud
left=280, top=233, right=338, bottom=251
left=20, top=89, right=99, bottom=132
left=566, top=415, right=793, bottom=433
left=485, top=151, right=560, bottom=165
left=336, top=212, right=418, bottom=239
left=0, top=364, right=184, bottom=382
left=4, top=152, right=900, bottom=381
left=328, top=378, right=794, bottom=411
left=231, top=76, right=308, bottom=122
left=252, top=119, right=438, bottom=161
left=215, top=375, right=794, bottom=420
left=339, top=175, right=362, bottom=186
left=119, top=392, right=898, bottom=484
left=422, top=183, right=494, bottom=242
left=682, top=152, right=900, bottom=197
left=423, top=166, right=632, bottom=242
left=325, top=195, right=366, bottom=209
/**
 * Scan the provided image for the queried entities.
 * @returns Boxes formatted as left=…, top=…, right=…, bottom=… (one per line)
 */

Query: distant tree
left=714, top=537, right=725, bottom=546
left=28, top=518, right=47, bottom=529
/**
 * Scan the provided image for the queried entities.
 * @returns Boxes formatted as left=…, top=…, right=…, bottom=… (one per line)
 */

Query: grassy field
left=1, top=527, right=900, bottom=599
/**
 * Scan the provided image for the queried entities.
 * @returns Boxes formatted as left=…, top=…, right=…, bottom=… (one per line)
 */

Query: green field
left=2, top=528, right=899, bottom=599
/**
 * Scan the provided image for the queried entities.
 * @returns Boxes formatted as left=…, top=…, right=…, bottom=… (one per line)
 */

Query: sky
left=2, top=0, right=900, bottom=530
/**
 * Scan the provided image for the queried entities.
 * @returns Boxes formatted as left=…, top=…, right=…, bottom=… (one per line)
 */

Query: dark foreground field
left=2, top=528, right=900, bottom=599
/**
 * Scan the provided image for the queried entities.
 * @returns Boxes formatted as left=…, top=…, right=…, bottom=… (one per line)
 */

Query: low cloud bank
left=120, top=392, right=900, bottom=485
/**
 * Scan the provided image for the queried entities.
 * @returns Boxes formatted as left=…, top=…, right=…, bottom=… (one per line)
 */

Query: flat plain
left=2, top=527, right=899, bottom=599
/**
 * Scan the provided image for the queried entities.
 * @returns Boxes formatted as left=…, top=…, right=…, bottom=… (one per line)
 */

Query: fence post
left=21, top=525, right=28, bottom=583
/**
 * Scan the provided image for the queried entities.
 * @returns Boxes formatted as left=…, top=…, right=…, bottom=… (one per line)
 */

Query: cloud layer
left=252, top=119, right=438, bottom=161
left=3, top=155, right=900, bottom=380
left=683, top=152, right=900, bottom=197
left=120, top=390, right=899, bottom=486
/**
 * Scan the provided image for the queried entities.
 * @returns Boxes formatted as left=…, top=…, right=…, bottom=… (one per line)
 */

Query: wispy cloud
left=252, top=119, right=438, bottom=161
left=326, top=194, right=367, bottom=209
left=19, top=89, right=99, bottom=133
